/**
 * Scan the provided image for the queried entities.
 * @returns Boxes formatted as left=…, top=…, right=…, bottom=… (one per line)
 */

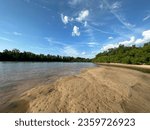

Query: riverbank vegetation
left=93, top=42, right=150, bottom=65
left=0, top=49, right=91, bottom=62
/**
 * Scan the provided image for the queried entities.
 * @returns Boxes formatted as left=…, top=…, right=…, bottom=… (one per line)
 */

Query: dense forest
left=1, top=42, right=150, bottom=64
left=0, top=49, right=91, bottom=62
left=93, top=42, right=150, bottom=65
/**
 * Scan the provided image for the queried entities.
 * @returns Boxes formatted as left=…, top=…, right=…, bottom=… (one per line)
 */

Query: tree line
left=93, top=42, right=150, bottom=65
left=0, top=49, right=91, bottom=62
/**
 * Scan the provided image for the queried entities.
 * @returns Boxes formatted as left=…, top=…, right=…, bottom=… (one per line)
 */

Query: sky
left=0, top=0, right=150, bottom=58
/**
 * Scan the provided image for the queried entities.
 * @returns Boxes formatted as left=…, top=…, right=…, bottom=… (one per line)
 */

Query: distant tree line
left=93, top=42, right=150, bottom=65
left=0, top=49, right=91, bottom=62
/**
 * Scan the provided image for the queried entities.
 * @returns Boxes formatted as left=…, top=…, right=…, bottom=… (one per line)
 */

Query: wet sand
left=0, top=65, right=150, bottom=113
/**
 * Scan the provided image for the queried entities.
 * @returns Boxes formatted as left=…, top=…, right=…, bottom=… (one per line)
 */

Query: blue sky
left=0, top=0, right=150, bottom=58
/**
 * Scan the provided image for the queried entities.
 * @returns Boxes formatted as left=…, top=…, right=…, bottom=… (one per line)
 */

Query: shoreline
left=97, top=63, right=150, bottom=73
left=0, top=62, right=96, bottom=112
left=0, top=64, right=150, bottom=113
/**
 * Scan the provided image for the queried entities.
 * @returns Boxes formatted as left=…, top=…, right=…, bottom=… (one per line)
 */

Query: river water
left=0, top=62, right=96, bottom=103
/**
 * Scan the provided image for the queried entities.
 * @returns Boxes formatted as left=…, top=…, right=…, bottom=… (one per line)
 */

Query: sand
left=0, top=65, right=150, bottom=113
left=98, top=63, right=150, bottom=69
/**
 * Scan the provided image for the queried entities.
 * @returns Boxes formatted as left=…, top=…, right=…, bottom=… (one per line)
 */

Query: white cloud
left=108, top=36, right=113, bottom=40
left=4, top=31, right=22, bottom=36
left=76, top=10, right=89, bottom=22
left=111, top=12, right=135, bottom=30
left=92, top=50, right=100, bottom=55
left=61, top=14, right=69, bottom=24
left=87, top=42, right=98, bottom=48
left=88, top=24, right=115, bottom=34
left=88, top=42, right=97, bottom=45
left=111, top=1, right=121, bottom=9
left=143, top=14, right=150, bottom=21
left=84, top=21, right=87, bottom=27
left=81, top=52, right=86, bottom=55
left=119, top=36, right=135, bottom=46
left=60, top=14, right=74, bottom=24
left=64, top=46, right=79, bottom=56
left=60, top=10, right=89, bottom=36
left=91, top=22, right=105, bottom=26
left=41, top=6, right=51, bottom=12
left=101, top=29, right=150, bottom=51
left=103, top=0, right=135, bottom=30
left=101, top=43, right=118, bottom=51
left=101, top=36, right=135, bottom=51
left=135, top=30, right=150, bottom=44
left=44, top=37, right=67, bottom=46
left=44, top=37, right=52, bottom=43
left=13, top=32, right=22, bottom=36
left=72, top=26, right=80, bottom=36
left=0, top=37, right=13, bottom=42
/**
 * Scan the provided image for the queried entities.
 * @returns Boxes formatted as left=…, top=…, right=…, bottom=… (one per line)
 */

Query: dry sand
left=98, top=63, right=150, bottom=69
left=1, top=65, right=150, bottom=113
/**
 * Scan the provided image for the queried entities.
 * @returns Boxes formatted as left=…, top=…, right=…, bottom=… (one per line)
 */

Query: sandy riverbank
left=1, top=65, right=150, bottom=113
left=98, top=63, right=150, bottom=69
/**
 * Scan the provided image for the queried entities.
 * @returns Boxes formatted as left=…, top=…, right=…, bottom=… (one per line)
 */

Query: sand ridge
left=1, top=66, right=150, bottom=113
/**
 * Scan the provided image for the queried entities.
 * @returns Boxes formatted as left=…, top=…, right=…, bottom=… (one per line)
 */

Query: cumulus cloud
left=101, top=36, right=135, bottom=51
left=61, top=14, right=69, bottom=24
left=72, top=26, right=80, bottom=36
left=101, top=30, right=150, bottom=51
left=101, top=44, right=118, bottom=51
left=120, top=36, right=135, bottom=46
left=76, top=10, right=89, bottom=22
left=135, top=30, right=150, bottom=44
left=60, top=10, right=89, bottom=36
left=60, top=14, right=73, bottom=24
